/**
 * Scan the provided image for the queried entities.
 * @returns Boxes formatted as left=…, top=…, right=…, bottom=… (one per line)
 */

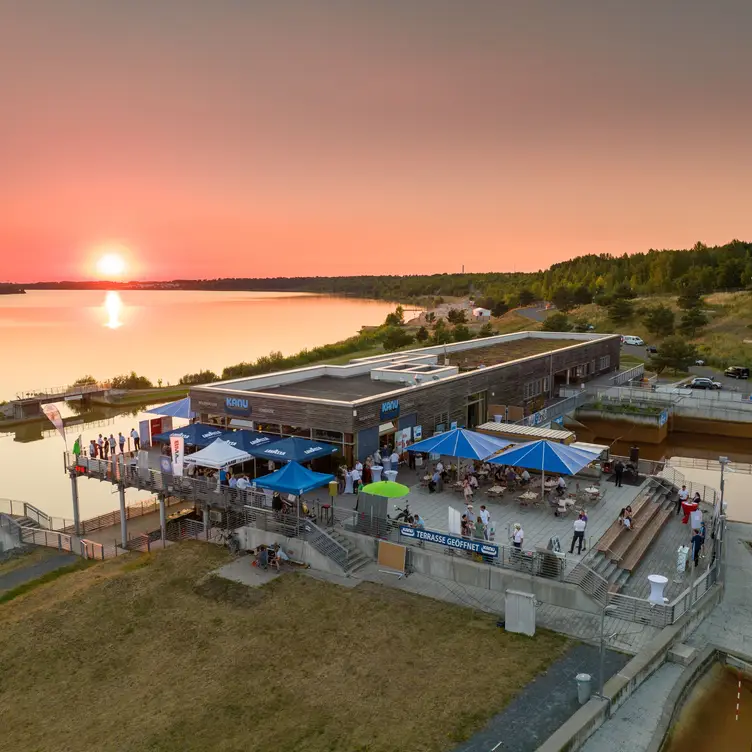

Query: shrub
left=179, top=370, right=219, bottom=385
left=110, top=371, right=154, bottom=390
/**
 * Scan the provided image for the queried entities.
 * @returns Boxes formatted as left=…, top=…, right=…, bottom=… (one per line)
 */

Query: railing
left=566, top=562, right=609, bottom=606
left=610, top=455, right=667, bottom=477
left=59, top=495, right=185, bottom=535
left=15, top=381, right=110, bottom=401
left=656, top=465, right=718, bottom=506
left=514, top=391, right=589, bottom=428
left=667, top=456, right=752, bottom=476
left=608, top=591, right=673, bottom=628
left=303, top=520, right=348, bottom=570
left=610, top=363, right=646, bottom=386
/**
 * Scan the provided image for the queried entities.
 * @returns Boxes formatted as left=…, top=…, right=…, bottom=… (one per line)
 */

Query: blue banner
left=380, top=398, right=400, bottom=420
left=399, top=525, right=498, bottom=558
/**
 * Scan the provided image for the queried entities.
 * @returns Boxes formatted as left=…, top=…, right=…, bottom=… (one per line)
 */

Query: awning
left=246, top=436, right=337, bottom=463
left=152, top=422, right=224, bottom=447
left=488, top=439, right=600, bottom=475
left=253, top=461, right=335, bottom=496
left=183, top=438, right=252, bottom=469
left=145, top=398, right=195, bottom=420
left=218, top=429, right=280, bottom=454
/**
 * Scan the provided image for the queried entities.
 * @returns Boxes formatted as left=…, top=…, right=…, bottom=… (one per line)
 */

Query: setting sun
left=96, top=252, right=127, bottom=278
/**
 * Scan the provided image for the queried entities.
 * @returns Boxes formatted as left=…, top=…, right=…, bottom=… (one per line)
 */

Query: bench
left=595, top=491, right=652, bottom=554
left=619, top=506, right=673, bottom=571
left=607, top=499, right=663, bottom=560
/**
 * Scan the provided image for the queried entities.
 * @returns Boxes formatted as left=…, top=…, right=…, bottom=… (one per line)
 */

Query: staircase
left=570, top=477, right=676, bottom=597
left=12, top=515, right=41, bottom=529
left=328, top=529, right=372, bottom=575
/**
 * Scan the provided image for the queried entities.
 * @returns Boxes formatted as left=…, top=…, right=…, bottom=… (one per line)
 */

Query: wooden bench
left=619, top=506, right=673, bottom=571
left=595, top=491, right=652, bottom=554
left=607, top=499, right=663, bottom=561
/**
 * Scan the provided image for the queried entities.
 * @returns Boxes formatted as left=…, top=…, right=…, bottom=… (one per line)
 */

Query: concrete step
left=609, top=569, right=631, bottom=593
left=345, top=553, right=371, bottom=574
left=13, top=516, right=40, bottom=529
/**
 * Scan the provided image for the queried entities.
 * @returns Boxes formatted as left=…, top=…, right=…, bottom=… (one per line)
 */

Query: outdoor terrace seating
left=619, top=505, right=674, bottom=571
left=596, top=488, right=651, bottom=555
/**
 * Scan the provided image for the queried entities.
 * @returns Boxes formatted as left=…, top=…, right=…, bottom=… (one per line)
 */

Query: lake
left=0, top=290, right=403, bottom=520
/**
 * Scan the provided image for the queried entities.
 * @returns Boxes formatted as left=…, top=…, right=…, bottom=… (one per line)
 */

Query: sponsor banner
left=395, top=427, right=412, bottom=452
left=380, top=399, right=400, bottom=421
left=413, top=425, right=422, bottom=440
left=41, top=402, right=67, bottom=446
left=399, top=525, right=498, bottom=558
left=225, top=396, right=252, bottom=417
left=159, top=455, right=173, bottom=475
left=139, top=420, right=151, bottom=449
left=170, top=434, right=185, bottom=477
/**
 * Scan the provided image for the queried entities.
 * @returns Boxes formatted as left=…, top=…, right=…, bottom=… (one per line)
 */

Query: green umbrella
left=360, top=480, right=410, bottom=498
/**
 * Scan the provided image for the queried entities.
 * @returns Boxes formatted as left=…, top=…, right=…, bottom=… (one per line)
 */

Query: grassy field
left=0, top=544, right=569, bottom=752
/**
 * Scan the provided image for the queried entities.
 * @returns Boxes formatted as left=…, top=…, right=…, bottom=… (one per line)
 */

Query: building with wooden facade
left=190, top=331, right=620, bottom=464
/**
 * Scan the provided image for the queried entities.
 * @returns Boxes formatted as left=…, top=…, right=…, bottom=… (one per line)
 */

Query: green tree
left=541, top=312, right=573, bottom=332
left=415, top=325, right=429, bottom=342
left=607, top=299, right=635, bottom=325
left=491, top=300, right=509, bottom=317
left=73, top=375, right=97, bottom=386
left=452, top=324, right=472, bottom=342
left=648, top=337, right=699, bottom=374
left=178, top=370, right=219, bottom=385
left=384, top=305, right=405, bottom=327
left=446, top=308, right=467, bottom=324
left=678, top=307, right=709, bottom=337
left=677, top=287, right=704, bottom=310
left=425, top=311, right=436, bottom=323
left=641, top=305, right=675, bottom=337
left=518, top=289, right=536, bottom=306
left=612, top=283, right=637, bottom=300
left=382, top=326, right=414, bottom=351
left=551, top=287, right=576, bottom=313
left=432, top=319, right=452, bottom=345
left=572, top=285, right=593, bottom=305
left=477, top=322, right=495, bottom=337
left=111, top=371, right=154, bottom=390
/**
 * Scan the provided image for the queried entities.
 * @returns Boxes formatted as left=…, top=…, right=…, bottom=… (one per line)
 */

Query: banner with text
left=399, top=525, right=498, bottom=558
left=41, top=402, right=67, bottom=446
left=170, top=434, right=185, bottom=477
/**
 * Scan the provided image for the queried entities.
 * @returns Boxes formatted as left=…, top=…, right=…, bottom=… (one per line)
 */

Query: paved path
left=0, top=552, right=77, bottom=592
left=580, top=661, right=685, bottom=752
left=456, top=643, right=630, bottom=752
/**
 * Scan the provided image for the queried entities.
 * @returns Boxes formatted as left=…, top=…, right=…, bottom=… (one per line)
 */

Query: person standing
left=479, top=505, right=491, bottom=540
left=98, top=433, right=105, bottom=459
left=474, top=515, right=486, bottom=540
left=89, top=439, right=97, bottom=458
left=512, top=524, right=524, bottom=556
left=390, top=449, right=400, bottom=472
left=677, top=484, right=689, bottom=516
left=108, top=434, right=116, bottom=458
left=118, top=431, right=126, bottom=454
left=570, top=515, right=587, bottom=555
left=614, top=460, right=624, bottom=488
left=130, top=427, right=140, bottom=451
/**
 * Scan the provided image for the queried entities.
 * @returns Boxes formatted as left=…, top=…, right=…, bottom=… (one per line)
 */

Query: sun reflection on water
left=104, top=291, right=123, bottom=329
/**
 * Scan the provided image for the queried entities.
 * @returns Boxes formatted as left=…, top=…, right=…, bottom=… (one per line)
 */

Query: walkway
left=0, top=552, right=77, bottom=592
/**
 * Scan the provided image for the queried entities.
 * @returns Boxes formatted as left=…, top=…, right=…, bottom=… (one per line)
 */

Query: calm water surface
left=0, top=290, right=403, bottom=519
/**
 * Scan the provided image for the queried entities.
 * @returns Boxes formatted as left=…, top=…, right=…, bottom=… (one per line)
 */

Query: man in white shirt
left=390, top=450, right=400, bottom=469
left=236, top=475, right=249, bottom=490
left=130, top=427, right=140, bottom=451
left=521, top=469, right=531, bottom=485
left=570, top=515, right=587, bottom=554
left=351, top=466, right=362, bottom=484
left=469, top=474, right=479, bottom=490
left=479, top=505, right=491, bottom=540
left=556, top=476, right=567, bottom=497
left=677, top=484, right=689, bottom=515
left=355, top=460, right=363, bottom=473
left=436, top=460, right=445, bottom=476
left=512, top=524, right=524, bottom=555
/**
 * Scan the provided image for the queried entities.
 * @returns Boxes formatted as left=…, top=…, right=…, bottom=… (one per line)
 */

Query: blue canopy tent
left=218, top=429, right=280, bottom=453
left=152, top=423, right=224, bottom=448
left=145, top=398, right=195, bottom=420
left=246, top=436, right=337, bottom=464
left=488, top=440, right=600, bottom=497
left=253, top=460, right=334, bottom=496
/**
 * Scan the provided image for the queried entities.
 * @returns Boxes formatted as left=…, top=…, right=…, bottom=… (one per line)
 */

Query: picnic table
left=518, top=490, right=539, bottom=506
left=486, top=485, right=506, bottom=498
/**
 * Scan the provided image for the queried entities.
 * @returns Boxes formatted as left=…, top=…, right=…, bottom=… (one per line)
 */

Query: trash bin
left=576, top=673, right=592, bottom=705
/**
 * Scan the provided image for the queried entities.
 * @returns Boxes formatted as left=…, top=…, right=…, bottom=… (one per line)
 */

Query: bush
left=542, top=312, right=572, bottom=332
left=452, top=324, right=472, bottom=342
left=415, top=326, right=429, bottom=342
left=607, top=299, right=635, bottom=325
left=72, top=375, right=97, bottom=386
left=477, top=322, right=495, bottom=338
left=641, top=304, right=675, bottom=337
left=110, top=371, right=154, bottom=390
left=382, top=326, right=414, bottom=351
left=178, top=370, right=219, bottom=385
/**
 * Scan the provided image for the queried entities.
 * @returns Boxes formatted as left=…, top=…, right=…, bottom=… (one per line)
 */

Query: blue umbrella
left=218, top=429, right=280, bottom=453
left=145, top=397, right=195, bottom=420
left=152, top=423, right=224, bottom=447
left=253, top=461, right=335, bottom=496
left=406, top=428, right=512, bottom=461
left=488, top=440, right=600, bottom=497
left=246, top=436, right=337, bottom=463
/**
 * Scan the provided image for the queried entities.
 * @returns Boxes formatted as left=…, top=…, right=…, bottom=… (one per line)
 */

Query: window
left=575, top=364, right=588, bottom=378
left=434, top=412, right=449, bottom=432
left=524, top=378, right=550, bottom=400
left=598, top=355, right=611, bottom=371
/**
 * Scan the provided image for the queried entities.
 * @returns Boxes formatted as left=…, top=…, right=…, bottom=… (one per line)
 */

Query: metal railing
left=59, top=495, right=185, bottom=536
left=610, top=363, right=646, bottom=386
left=0, top=513, right=107, bottom=560
left=15, top=381, right=110, bottom=401
left=610, top=455, right=667, bottom=477
left=667, top=456, right=752, bottom=475
left=656, top=465, right=718, bottom=506
left=514, top=391, right=589, bottom=427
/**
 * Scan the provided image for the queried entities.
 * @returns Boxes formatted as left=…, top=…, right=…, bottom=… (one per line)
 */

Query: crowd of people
left=87, top=428, right=140, bottom=459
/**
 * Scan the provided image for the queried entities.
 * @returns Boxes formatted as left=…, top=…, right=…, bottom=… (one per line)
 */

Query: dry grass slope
left=0, top=544, right=568, bottom=752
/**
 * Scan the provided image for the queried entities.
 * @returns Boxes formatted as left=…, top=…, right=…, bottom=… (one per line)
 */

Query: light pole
left=718, top=456, right=729, bottom=518
left=598, top=604, right=618, bottom=698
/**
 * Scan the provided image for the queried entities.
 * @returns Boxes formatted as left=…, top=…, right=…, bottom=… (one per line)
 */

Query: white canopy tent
left=183, top=438, right=251, bottom=469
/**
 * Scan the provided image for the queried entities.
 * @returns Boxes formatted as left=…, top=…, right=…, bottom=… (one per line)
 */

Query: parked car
left=623, top=335, right=644, bottom=346
left=688, top=377, right=722, bottom=390
left=646, top=345, right=658, bottom=354
left=695, top=359, right=705, bottom=366
left=724, top=366, right=750, bottom=379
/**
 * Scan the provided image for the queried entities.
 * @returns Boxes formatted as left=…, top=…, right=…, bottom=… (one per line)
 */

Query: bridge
left=7, top=382, right=112, bottom=421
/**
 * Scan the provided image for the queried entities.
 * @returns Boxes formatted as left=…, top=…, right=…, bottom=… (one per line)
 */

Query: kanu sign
left=224, top=396, right=252, bottom=417
left=379, top=399, right=400, bottom=420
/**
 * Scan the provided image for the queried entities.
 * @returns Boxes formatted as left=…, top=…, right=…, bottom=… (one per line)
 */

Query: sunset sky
left=2, top=1, right=751, bottom=281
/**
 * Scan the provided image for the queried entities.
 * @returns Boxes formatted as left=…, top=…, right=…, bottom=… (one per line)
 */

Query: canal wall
left=575, top=410, right=669, bottom=444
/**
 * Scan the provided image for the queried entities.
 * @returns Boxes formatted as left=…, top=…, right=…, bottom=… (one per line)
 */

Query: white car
left=622, top=335, right=644, bottom=346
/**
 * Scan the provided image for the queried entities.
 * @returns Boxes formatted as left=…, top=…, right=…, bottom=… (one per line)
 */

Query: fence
left=655, top=465, right=718, bottom=506
left=513, top=391, right=589, bottom=428
left=15, top=381, right=110, bottom=401
left=0, top=513, right=107, bottom=560
left=610, top=363, right=646, bottom=386
left=59, top=495, right=185, bottom=535
left=667, top=456, right=752, bottom=476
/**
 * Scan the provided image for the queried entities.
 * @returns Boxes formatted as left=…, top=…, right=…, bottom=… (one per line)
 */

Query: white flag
left=41, top=403, right=67, bottom=447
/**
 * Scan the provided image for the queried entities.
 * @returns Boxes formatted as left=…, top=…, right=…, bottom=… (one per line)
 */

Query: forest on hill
left=22, top=240, right=752, bottom=306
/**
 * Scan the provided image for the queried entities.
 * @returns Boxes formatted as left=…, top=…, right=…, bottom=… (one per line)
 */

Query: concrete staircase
left=328, top=529, right=372, bottom=575
left=12, top=516, right=41, bottom=529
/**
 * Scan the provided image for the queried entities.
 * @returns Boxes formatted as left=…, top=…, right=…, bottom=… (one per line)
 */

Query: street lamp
left=598, top=604, right=618, bottom=698
left=718, top=456, right=729, bottom=518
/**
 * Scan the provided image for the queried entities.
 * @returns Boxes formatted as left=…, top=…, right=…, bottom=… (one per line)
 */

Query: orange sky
left=1, top=1, right=751, bottom=281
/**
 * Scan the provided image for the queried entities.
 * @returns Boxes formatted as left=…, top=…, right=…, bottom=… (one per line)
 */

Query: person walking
left=691, top=529, right=704, bottom=568
left=108, top=434, right=116, bottom=458
left=614, top=460, right=624, bottom=488
left=130, top=427, right=140, bottom=451
left=570, top=515, right=587, bottom=555
left=118, top=431, right=126, bottom=454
